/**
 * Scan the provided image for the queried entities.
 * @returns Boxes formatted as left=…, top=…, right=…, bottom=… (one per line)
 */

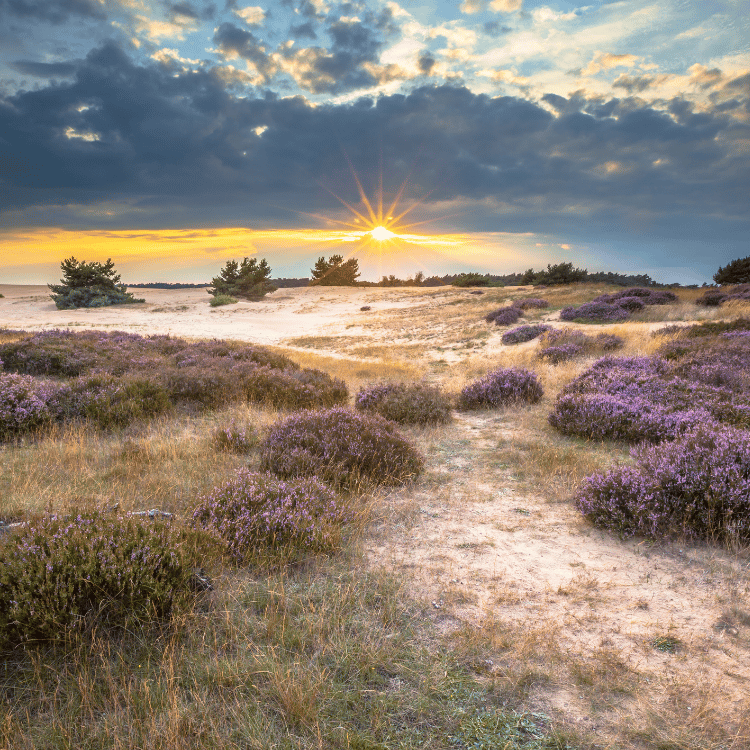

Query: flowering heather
left=614, top=296, right=645, bottom=312
left=537, top=329, right=624, bottom=363
left=193, top=469, right=349, bottom=562
left=0, top=373, right=70, bottom=438
left=594, top=287, right=677, bottom=306
left=576, top=426, right=750, bottom=543
left=549, top=335, right=750, bottom=441
left=458, top=367, right=543, bottom=410
left=355, top=381, right=452, bottom=425
left=260, top=407, right=424, bottom=487
left=501, top=324, right=552, bottom=345
left=559, top=301, right=631, bottom=323
left=512, top=298, right=549, bottom=310
left=696, top=290, right=727, bottom=307
left=0, top=512, right=193, bottom=646
left=484, top=306, right=522, bottom=326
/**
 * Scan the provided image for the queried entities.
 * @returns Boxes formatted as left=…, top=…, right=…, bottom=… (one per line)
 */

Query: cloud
left=582, top=52, right=639, bottom=77
left=213, top=21, right=274, bottom=80
left=460, top=0, right=522, bottom=13
left=233, top=4, right=265, bottom=26
left=0, top=42, right=747, bottom=258
left=10, top=60, right=78, bottom=77
left=0, top=0, right=107, bottom=24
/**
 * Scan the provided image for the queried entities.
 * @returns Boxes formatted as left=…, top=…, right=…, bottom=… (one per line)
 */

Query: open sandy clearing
left=2, top=284, right=749, bottom=746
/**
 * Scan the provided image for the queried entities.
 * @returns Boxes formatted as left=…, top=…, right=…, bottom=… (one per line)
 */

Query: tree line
left=48, top=253, right=744, bottom=308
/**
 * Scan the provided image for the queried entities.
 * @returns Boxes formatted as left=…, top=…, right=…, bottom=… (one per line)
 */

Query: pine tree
left=309, top=255, right=360, bottom=286
left=208, top=257, right=277, bottom=300
left=48, top=257, right=144, bottom=309
left=714, top=257, right=750, bottom=285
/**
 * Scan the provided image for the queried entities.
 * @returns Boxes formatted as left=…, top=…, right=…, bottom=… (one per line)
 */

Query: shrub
left=0, top=373, right=70, bottom=438
left=234, top=364, right=349, bottom=409
left=209, top=294, right=239, bottom=307
left=615, top=296, right=645, bottom=312
left=211, top=421, right=259, bottom=453
left=193, top=470, right=349, bottom=562
left=512, top=298, right=549, bottom=310
left=484, top=306, right=522, bottom=326
left=696, top=290, right=726, bottom=307
left=537, top=329, right=624, bottom=363
left=48, top=257, right=144, bottom=309
left=501, top=324, right=552, bottom=345
left=458, top=367, right=543, bottom=410
left=559, top=301, right=630, bottom=323
left=208, top=258, right=276, bottom=301
left=0, top=512, right=193, bottom=646
left=355, top=382, right=452, bottom=425
left=594, top=288, right=677, bottom=306
left=576, top=426, right=750, bottom=542
left=547, top=350, right=750, bottom=442
left=69, top=374, right=173, bottom=428
left=260, top=407, right=423, bottom=487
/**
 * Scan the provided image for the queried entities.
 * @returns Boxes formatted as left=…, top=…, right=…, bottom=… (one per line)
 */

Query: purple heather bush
left=512, top=298, right=549, bottom=310
left=501, top=324, right=552, bottom=345
left=559, top=301, right=631, bottom=323
left=550, top=329, right=750, bottom=441
left=260, top=407, right=424, bottom=487
left=615, top=296, right=646, bottom=312
left=0, top=373, right=71, bottom=438
left=355, top=381, right=452, bottom=425
left=594, top=288, right=678, bottom=306
left=576, top=425, right=750, bottom=543
left=193, top=469, right=349, bottom=562
left=458, top=367, right=543, bottom=410
left=0, top=512, right=193, bottom=646
left=537, top=329, right=624, bottom=364
left=484, top=306, right=522, bottom=326
left=0, top=330, right=347, bottom=431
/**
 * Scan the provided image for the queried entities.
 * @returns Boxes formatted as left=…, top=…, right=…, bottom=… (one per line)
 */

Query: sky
left=0, top=0, right=748, bottom=284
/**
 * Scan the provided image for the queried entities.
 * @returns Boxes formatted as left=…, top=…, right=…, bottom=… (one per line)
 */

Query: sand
left=0, top=284, right=424, bottom=345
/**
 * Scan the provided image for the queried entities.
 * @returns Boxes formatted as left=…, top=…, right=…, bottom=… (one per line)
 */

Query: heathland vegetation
left=2, top=265, right=750, bottom=748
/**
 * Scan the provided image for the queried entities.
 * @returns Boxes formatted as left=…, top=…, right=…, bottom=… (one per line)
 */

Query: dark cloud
left=0, top=0, right=107, bottom=23
left=290, top=21, right=317, bottom=40
left=213, top=22, right=273, bottom=79
left=613, top=74, right=657, bottom=93
left=417, top=53, right=435, bottom=75
left=483, top=21, right=512, bottom=35
left=10, top=60, right=77, bottom=77
left=0, top=42, right=747, bottom=253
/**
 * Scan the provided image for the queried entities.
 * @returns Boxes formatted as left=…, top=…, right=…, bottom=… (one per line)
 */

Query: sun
left=369, top=225, right=397, bottom=241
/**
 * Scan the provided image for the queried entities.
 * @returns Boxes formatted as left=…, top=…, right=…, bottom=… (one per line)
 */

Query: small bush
left=537, top=329, right=624, bottom=364
left=576, top=425, right=750, bottom=542
left=615, top=296, right=645, bottom=312
left=355, top=381, right=452, bottom=425
left=559, top=301, right=630, bottom=323
left=512, top=298, right=549, bottom=310
left=501, top=324, right=552, bottom=345
left=234, top=364, right=349, bottom=409
left=594, top=288, right=677, bottom=306
left=69, top=374, right=173, bottom=428
left=360, top=306, right=371, bottom=311
left=212, top=421, right=258, bottom=453
left=484, top=306, right=522, bottom=326
left=209, top=294, right=238, bottom=307
left=260, top=407, right=423, bottom=487
left=193, top=469, right=349, bottom=562
left=0, top=373, right=70, bottom=438
left=458, top=367, right=543, bottom=410
left=696, top=290, right=726, bottom=307
left=0, top=512, right=193, bottom=646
